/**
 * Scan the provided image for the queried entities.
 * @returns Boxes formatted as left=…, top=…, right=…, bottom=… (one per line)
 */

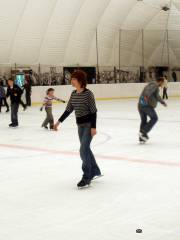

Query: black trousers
left=11, top=103, right=19, bottom=125
left=25, top=91, right=31, bottom=106
left=138, top=105, right=158, bottom=134
left=0, top=97, right=9, bottom=112
left=163, top=87, right=168, bottom=99
left=20, top=99, right=26, bottom=109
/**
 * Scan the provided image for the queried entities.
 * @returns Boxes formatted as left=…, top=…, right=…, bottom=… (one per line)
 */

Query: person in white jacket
left=163, top=76, right=168, bottom=100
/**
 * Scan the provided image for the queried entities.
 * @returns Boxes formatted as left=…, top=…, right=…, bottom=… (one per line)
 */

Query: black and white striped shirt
left=58, top=89, right=97, bottom=128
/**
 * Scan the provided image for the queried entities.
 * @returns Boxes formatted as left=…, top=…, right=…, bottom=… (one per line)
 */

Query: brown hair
left=46, top=88, right=55, bottom=94
left=71, top=70, right=87, bottom=88
left=156, top=77, right=165, bottom=82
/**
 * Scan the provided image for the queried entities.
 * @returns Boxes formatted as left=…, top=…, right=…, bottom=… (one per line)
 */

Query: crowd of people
left=0, top=71, right=103, bottom=189
left=0, top=71, right=169, bottom=188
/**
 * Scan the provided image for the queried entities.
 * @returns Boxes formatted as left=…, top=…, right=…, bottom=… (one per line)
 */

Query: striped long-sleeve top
left=58, top=89, right=97, bottom=128
left=43, top=96, right=61, bottom=108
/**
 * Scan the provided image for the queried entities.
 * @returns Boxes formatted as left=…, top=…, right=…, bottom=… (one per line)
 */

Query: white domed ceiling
left=0, top=0, right=179, bottom=66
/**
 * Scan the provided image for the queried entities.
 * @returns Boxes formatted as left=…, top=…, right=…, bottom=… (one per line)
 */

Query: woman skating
left=54, top=70, right=102, bottom=188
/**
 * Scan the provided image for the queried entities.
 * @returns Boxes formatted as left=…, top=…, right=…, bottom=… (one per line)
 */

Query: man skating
left=6, top=79, right=23, bottom=127
left=138, top=77, right=167, bottom=143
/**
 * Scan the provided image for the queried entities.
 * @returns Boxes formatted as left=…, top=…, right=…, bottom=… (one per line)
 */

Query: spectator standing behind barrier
left=163, top=76, right=168, bottom=100
left=172, top=71, right=177, bottom=82
left=19, top=92, right=27, bottom=111
left=23, top=79, right=32, bottom=106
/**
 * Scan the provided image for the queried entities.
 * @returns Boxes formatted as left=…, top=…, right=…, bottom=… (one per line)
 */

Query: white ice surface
left=0, top=99, right=180, bottom=240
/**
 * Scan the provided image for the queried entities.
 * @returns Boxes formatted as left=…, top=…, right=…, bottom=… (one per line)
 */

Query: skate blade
left=41, top=126, right=48, bottom=130
left=92, top=174, right=104, bottom=181
left=139, top=136, right=148, bottom=144
left=78, top=184, right=91, bottom=190
left=139, top=138, right=147, bottom=144
left=139, top=132, right=148, bottom=142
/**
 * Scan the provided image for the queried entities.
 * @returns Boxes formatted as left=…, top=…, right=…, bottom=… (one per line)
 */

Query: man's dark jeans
left=78, top=124, right=101, bottom=181
left=138, top=105, right=158, bottom=134
left=11, top=103, right=19, bottom=125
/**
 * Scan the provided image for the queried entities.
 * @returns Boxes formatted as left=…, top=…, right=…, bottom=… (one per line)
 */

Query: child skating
left=138, top=77, right=167, bottom=143
left=40, top=88, right=65, bottom=130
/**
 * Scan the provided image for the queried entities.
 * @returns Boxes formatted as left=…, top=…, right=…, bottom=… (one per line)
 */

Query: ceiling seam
left=62, top=0, right=87, bottom=65
left=36, top=0, right=59, bottom=65
left=8, top=0, right=29, bottom=64
left=161, top=0, right=173, bottom=64
left=98, top=0, right=138, bottom=66
left=120, top=0, right=140, bottom=29
left=86, top=0, right=112, bottom=65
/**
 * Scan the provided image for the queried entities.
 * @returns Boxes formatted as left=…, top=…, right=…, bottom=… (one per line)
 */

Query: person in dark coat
left=172, top=71, right=177, bottom=82
left=138, top=77, right=167, bottom=143
left=6, top=79, right=23, bottom=127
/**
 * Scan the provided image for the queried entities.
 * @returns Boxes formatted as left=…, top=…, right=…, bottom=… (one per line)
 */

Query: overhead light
left=162, top=6, right=170, bottom=11
left=137, top=0, right=171, bottom=13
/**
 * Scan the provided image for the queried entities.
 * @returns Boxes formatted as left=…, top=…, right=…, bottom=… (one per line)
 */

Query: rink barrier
left=31, top=96, right=180, bottom=106
left=29, top=83, right=180, bottom=104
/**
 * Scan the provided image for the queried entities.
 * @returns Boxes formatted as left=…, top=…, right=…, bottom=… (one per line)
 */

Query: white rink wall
left=31, top=83, right=180, bottom=103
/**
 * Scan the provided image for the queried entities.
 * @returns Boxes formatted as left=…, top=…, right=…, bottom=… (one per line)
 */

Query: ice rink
left=0, top=98, right=180, bottom=240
